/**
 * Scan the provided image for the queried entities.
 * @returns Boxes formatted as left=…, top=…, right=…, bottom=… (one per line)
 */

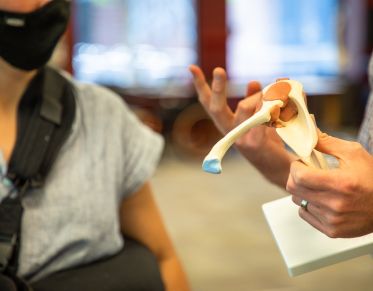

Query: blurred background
left=52, top=0, right=373, bottom=290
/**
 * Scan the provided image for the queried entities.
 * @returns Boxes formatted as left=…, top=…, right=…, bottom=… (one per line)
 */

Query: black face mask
left=0, top=0, right=71, bottom=71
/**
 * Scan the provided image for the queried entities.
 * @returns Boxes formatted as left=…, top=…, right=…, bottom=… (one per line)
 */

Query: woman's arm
left=120, top=181, right=190, bottom=291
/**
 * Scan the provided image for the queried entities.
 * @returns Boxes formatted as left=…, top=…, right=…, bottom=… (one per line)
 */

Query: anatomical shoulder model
left=202, top=79, right=328, bottom=174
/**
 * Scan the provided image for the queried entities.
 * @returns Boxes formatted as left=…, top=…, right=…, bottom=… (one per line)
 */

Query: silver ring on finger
left=300, top=199, right=309, bottom=211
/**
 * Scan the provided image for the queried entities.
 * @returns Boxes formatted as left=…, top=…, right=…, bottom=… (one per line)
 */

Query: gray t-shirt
left=0, top=79, right=164, bottom=281
left=358, top=53, right=373, bottom=154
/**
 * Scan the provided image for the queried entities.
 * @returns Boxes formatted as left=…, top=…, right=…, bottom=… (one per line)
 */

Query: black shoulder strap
left=0, top=66, right=76, bottom=275
left=7, top=67, right=76, bottom=188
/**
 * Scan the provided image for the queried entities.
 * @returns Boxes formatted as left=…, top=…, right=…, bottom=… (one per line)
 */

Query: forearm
left=120, top=182, right=190, bottom=291
left=159, top=254, right=190, bottom=291
left=236, top=140, right=296, bottom=188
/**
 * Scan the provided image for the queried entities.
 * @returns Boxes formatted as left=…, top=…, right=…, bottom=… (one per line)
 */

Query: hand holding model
left=289, top=131, right=373, bottom=238
left=190, top=63, right=373, bottom=238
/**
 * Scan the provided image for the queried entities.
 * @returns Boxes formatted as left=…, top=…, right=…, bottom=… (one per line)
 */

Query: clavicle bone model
left=202, top=79, right=328, bottom=174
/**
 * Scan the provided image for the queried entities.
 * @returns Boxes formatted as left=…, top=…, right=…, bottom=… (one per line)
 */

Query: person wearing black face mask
left=0, top=0, right=70, bottom=70
left=0, top=1, right=190, bottom=291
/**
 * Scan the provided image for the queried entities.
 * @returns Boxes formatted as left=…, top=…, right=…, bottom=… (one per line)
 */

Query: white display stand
left=262, top=196, right=373, bottom=276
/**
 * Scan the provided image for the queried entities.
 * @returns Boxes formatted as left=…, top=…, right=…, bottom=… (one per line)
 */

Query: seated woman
left=0, top=1, right=190, bottom=290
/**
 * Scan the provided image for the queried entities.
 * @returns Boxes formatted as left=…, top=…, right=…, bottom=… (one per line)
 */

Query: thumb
left=315, top=130, right=355, bottom=161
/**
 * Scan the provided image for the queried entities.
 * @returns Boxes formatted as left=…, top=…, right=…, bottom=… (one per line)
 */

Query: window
left=227, top=0, right=342, bottom=93
left=73, top=0, right=197, bottom=92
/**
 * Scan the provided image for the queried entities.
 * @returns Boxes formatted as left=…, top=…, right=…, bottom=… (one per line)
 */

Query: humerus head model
left=202, top=79, right=328, bottom=174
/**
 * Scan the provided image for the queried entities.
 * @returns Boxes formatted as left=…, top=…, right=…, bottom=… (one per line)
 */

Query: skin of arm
left=120, top=181, right=190, bottom=291
left=189, top=65, right=296, bottom=188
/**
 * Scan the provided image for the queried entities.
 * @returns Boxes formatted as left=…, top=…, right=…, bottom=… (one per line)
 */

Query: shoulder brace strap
left=7, top=66, right=76, bottom=188
left=0, top=66, right=76, bottom=275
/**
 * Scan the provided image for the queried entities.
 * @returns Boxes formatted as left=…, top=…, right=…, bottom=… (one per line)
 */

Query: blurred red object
left=172, top=103, right=222, bottom=158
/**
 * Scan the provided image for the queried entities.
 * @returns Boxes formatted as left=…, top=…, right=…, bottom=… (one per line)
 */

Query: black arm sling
left=0, top=66, right=76, bottom=290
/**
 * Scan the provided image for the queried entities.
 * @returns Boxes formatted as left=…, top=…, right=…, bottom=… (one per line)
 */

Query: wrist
left=237, top=138, right=294, bottom=188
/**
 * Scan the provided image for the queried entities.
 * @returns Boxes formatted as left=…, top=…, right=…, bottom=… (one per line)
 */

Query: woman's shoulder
left=69, top=80, right=135, bottom=128
left=73, top=80, right=126, bottom=110
left=56, top=68, right=127, bottom=111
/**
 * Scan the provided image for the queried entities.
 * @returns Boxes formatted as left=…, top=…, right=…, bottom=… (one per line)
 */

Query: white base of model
left=262, top=195, right=373, bottom=276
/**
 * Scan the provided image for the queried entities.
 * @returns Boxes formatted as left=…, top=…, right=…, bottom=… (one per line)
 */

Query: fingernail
left=214, top=73, right=223, bottom=81
left=213, top=68, right=225, bottom=81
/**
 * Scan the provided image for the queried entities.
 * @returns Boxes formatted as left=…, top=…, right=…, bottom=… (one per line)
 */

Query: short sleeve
left=70, top=82, right=164, bottom=200
left=119, top=102, right=164, bottom=197
left=358, top=52, right=373, bottom=154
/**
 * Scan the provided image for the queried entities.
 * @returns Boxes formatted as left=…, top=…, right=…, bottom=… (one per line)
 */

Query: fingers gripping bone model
left=202, top=79, right=328, bottom=174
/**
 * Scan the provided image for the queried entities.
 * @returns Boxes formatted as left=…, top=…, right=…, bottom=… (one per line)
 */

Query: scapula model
left=202, top=79, right=328, bottom=174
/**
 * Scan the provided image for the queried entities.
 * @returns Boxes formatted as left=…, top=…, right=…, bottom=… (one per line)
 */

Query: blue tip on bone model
left=201, top=99, right=285, bottom=174
left=202, top=158, right=222, bottom=174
